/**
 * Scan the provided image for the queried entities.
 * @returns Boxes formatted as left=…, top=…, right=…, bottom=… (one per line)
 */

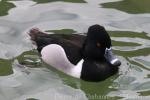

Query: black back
left=34, top=33, right=86, bottom=65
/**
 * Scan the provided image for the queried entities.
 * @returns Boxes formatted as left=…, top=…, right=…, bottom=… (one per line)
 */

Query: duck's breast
left=81, top=60, right=119, bottom=82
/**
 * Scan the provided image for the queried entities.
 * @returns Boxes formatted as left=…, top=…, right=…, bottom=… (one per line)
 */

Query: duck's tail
left=28, top=28, right=52, bottom=52
left=28, top=28, right=47, bottom=41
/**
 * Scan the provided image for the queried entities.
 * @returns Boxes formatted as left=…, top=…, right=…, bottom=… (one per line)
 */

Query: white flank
left=41, top=44, right=83, bottom=78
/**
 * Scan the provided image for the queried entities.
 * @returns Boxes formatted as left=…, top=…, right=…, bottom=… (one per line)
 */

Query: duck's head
left=82, top=24, right=111, bottom=60
left=87, top=24, right=111, bottom=48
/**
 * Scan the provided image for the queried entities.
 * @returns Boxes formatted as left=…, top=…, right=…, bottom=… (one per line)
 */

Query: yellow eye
left=97, top=42, right=101, bottom=47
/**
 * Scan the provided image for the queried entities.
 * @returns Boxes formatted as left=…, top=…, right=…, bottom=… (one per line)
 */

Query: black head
left=87, top=24, right=106, bottom=37
left=81, top=24, right=112, bottom=60
left=87, top=24, right=111, bottom=47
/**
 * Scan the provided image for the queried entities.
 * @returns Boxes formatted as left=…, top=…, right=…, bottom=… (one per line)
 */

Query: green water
left=101, top=0, right=150, bottom=14
left=33, top=0, right=86, bottom=3
left=0, top=0, right=15, bottom=16
left=0, top=0, right=150, bottom=100
left=46, top=29, right=76, bottom=34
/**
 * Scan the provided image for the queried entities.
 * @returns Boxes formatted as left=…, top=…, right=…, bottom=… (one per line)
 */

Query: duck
left=28, top=24, right=121, bottom=82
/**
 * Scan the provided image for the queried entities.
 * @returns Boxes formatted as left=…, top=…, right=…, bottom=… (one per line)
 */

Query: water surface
left=0, top=0, right=150, bottom=100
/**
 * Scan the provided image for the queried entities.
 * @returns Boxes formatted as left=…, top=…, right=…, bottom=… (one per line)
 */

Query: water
left=0, top=0, right=150, bottom=100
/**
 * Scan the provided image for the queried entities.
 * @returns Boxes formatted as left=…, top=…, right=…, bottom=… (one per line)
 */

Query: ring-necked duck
left=28, top=24, right=121, bottom=82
